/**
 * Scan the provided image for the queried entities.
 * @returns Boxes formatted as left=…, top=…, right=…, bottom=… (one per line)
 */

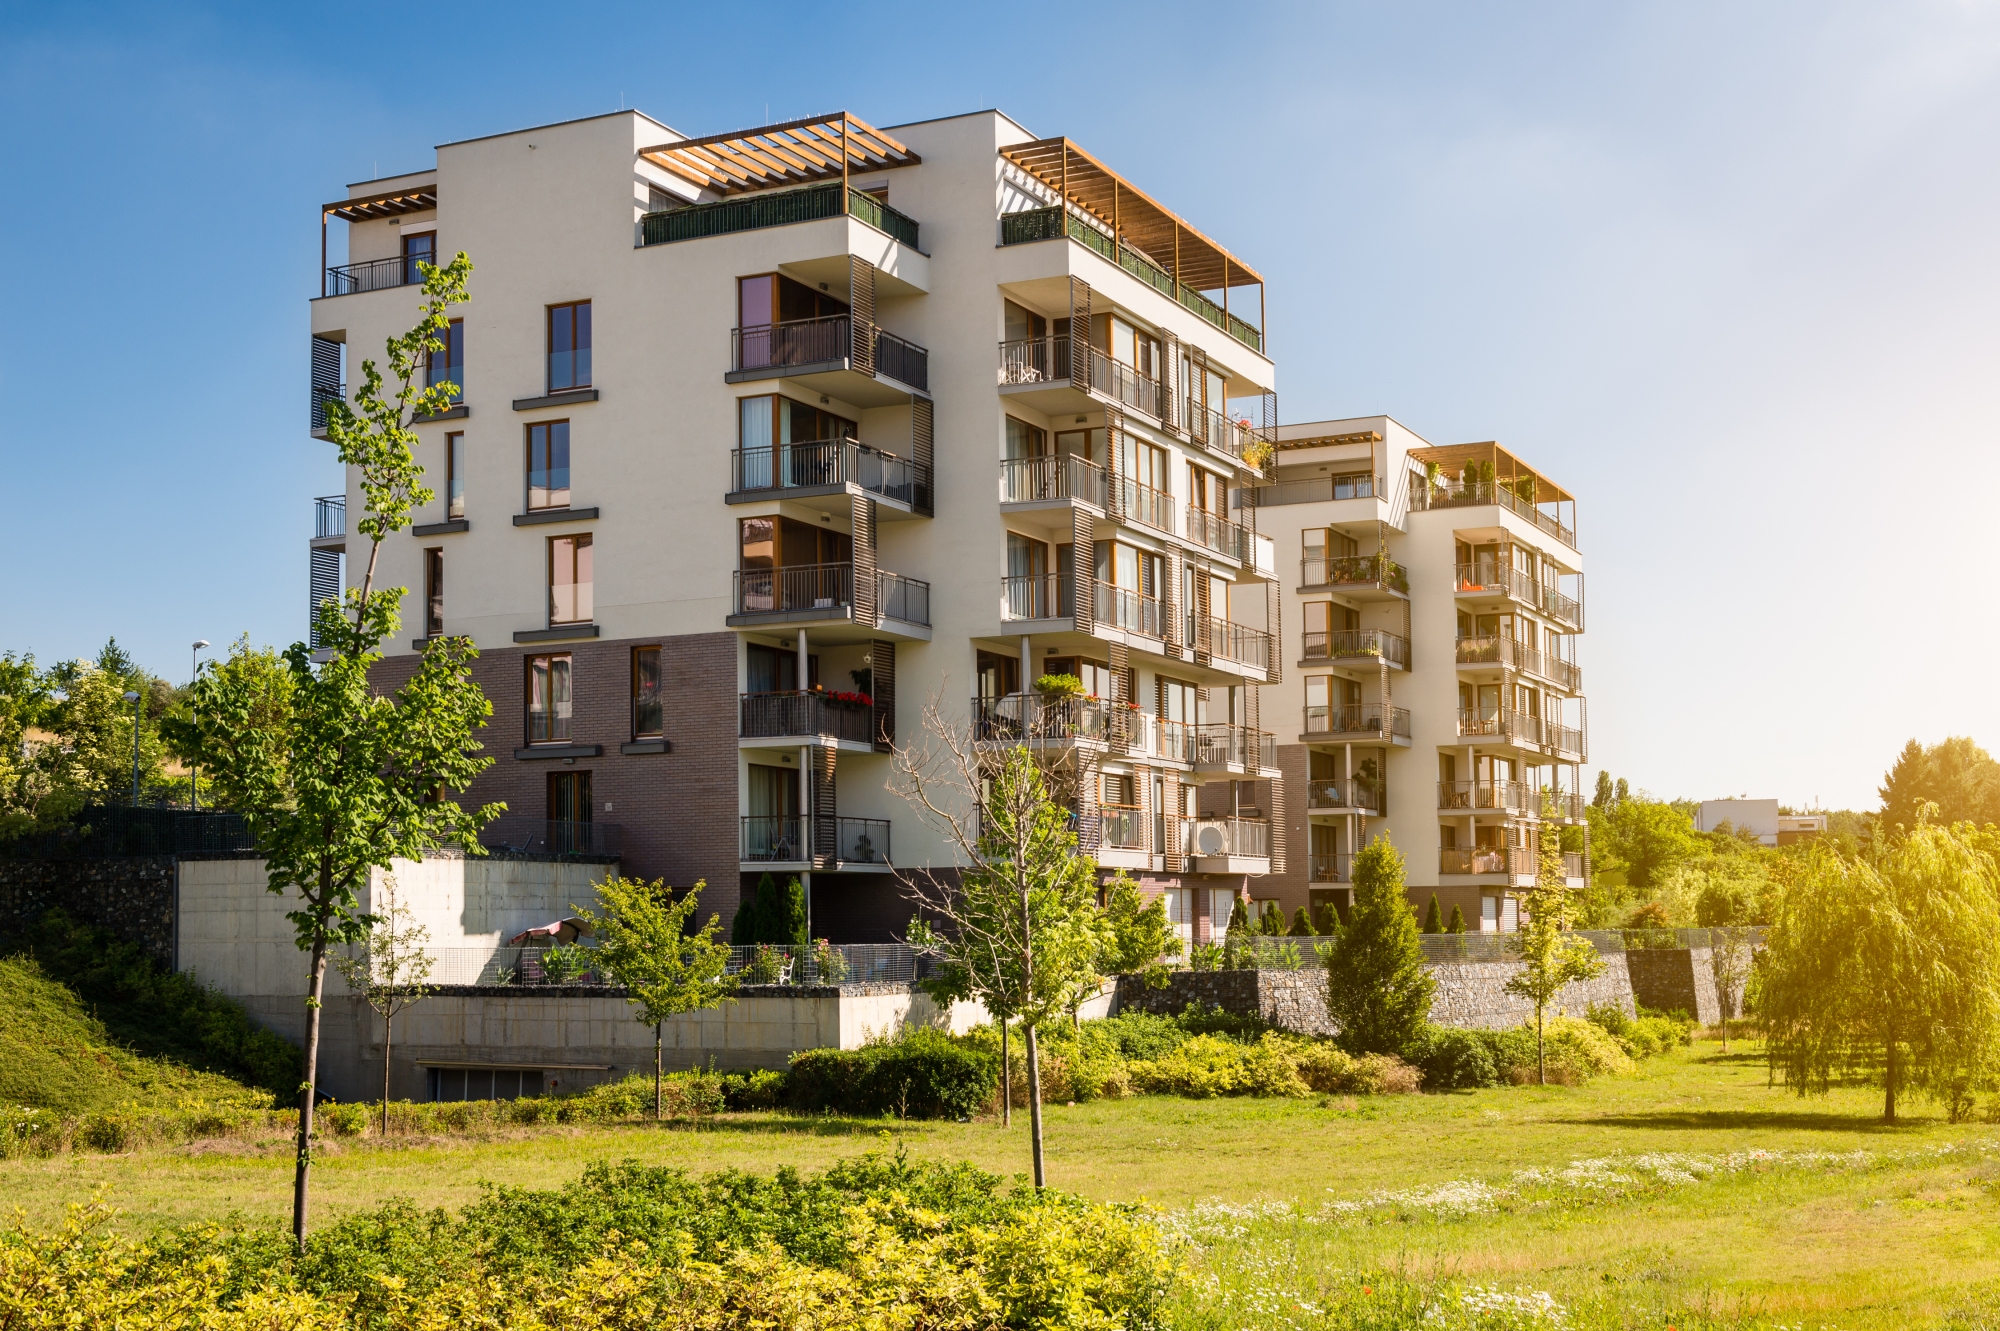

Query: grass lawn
left=12, top=1039, right=1999, bottom=1327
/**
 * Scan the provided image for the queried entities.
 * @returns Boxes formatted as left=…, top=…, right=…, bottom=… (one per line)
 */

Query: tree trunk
left=1536, top=1004, right=1547, bottom=1086
left=293, top=925, right=330, bottom=1251
left=1024, top=1023, right=1046, bottom=1191
left=381, top=1008, right=392, bottom=1138
left=1001, top=1019, right=1011, bottom=1126
left=655, top=1022, right=664, bottom=1121
left=1884, top=1032, right=1898, bottom=1124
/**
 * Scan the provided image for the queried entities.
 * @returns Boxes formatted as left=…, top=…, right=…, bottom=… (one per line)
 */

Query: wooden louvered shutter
left=849, top=256, right=876, bottom=375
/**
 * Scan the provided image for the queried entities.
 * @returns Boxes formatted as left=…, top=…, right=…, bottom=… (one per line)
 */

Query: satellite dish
left=1195, top=822, right=1227, bottom=855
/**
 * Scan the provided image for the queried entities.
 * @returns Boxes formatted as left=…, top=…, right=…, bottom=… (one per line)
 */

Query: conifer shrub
left=1324, top=837, right=1435, bottom=1057
left=1290, top=907, right=1317, bottom=937
left=1422, top=894, right=1443, bottom=933
left=1446, top=903, right=1467, bottom=933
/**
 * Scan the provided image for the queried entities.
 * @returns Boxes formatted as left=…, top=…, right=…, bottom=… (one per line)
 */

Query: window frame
left=524, top=652, right=573, bottom=745
left=548, top=533, right=593, bottom=626
left=423, top=547, right=444, bottom=637
left=525, top=420, right=571, bottom=512
left=631, top=645, right=663, bottom=738
left=446, top=431, right=466, bottom=520
left=546, top=301, right=593, bottom=392
left=428, top=318, right=464, bottom=401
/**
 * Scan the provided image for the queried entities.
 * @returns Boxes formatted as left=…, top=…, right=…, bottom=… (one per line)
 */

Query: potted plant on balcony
left=1033, top=672, right=1083, bottom=697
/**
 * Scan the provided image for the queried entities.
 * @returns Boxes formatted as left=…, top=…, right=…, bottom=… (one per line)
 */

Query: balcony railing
left=996, top=204, right=1264, bottom=352
left=739, top=816, right=893, bottom=865
left=1438, top=780, right=1533, bottom=815
left=1456, top=707, right=1545, bottom=747
left=994, top=336, right=1162, bottom=419
left=1415, top=479, right=1577, bottom=550
left=311, top=383, right=346, bottom=432
left=733, top=440, right=930, bottom=510
left=1308, top=779, right=1383, bottom=812
left=1186, top=506, right=1252, bottom=561
left=1152, top=716, right=1194, bottom=764
left=477, top=816, right=621, bottom=859
left=1303, top=629, right=1409, bottom=668
left=1454, top=635, right=1581, bottom=693
left=642, top=181, right=920, bottom=249
left=1248, top=473, right=1380, bottom=507
left=1303, top=554, right=1408, bottom=594
left=1306, top=704, right=1412, bottom=739
left=1310, top=852, right=1351, bottom=883
left=999, top=334, right=1074, bottom=385
left=1191, top=615, right=1272, bottom=671
left=999, top=455, right=1109, bottom=508
left=1193, top=724, right=1276, bottom=771
left=1180, top=816, right=1270, bottom=859
left=1440, top=847, right=1532, bottom=877
left=734, top=317, right=928, bottom=391
left=1542, top=790, right=1588, bottom=823
left=324, top=252, right=428, bottom=297
left=1186, top=402, right=1268, bottom=466
left=740, top=691, right=876, bottom=745
left=1095, top=579, right=1162, bottom=637
left=1452, top=563, right=1581, bottom=628
left=1001, top=573, right=1066, bottom=621
left=1095, top=352, right=1162, bottom=418
left=1097, top=804, right=1146, bottom=850
left=1120, top=477, right=1174, bottom=532
left=314, top=495, right=346, bottom=539
left=971, top=693, right=1116, bottom=744
left=1547, top=721, right=1585, bottom=759
left=735, top=563, right=853, bottom=616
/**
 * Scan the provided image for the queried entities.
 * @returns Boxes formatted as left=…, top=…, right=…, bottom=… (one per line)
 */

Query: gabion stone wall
left=1624, top=946, right=1723, bottom=1024
left=0, top=855, right=181, bottom=967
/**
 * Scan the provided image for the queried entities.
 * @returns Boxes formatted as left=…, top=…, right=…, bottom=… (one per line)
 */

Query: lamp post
left=190, top=640, right=210, bottom=809
left=123, top=691, right=142, bottom=807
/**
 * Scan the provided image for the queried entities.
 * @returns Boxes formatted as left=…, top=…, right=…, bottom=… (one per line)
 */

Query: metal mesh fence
left=420, top=943, right=931, bottom=989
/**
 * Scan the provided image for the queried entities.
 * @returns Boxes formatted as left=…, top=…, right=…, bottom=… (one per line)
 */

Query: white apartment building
left=306, top=109, right=1285, bottom=943
left=1251, top=418, right=1591, bottom=932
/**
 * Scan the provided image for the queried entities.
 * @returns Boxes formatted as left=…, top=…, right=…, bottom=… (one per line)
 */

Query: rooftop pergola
left=638, top=113, right=920, bottom=197
left=320, top=182, right=439, bottom=284
left=1409, top=442, right=1577, bottom=540
left=998, top=136, right=1264, bottom=328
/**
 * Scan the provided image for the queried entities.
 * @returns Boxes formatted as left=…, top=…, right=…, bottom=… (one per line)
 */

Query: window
left=446, top=432, right=465, bottom=520
left=1100, top=772, right=1135, bottom=806
left=428, top=319, right=463, bottom=401
left=526, top=654, right=572, bottom=743
left=423, top=548, right=443, bottom=636
left=427, top=1066, right=544, bottom=1102
left=1207, top=888, right=1238, bottom=941
left=737, top=274, right=848, bottom=370
left=748, top=643, right=817, bottom=693
left=547, top=301, right=591, bottom=391
left=549, top=770, right=592, bottom=826
left=401, top=231, right=435, bottom=285
left=738, top=395, right=856, bottom=487
left=1158, top=676, right=1198, bottom=725
left=1003, top=299, right=1046, bottom=344
left=526, top=421, right=569, bottom=510
left=549, top=534, right=592, bottom=624
left=1188, top=465, right=1226, bottom=516
left=1004, top=416, right=1047, bottom=460
left=632, top=646, right=662, bottom=737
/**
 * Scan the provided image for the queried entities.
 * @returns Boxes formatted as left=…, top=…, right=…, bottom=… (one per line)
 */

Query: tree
left=772, top=874, right=808, bottom=945
left=330, top=876, right=434, bottom=1135
left=572, top=876, right=736, bottom=1120
left=1289, top=907, right=1317, bottom=937
left=1880, top=738, right=2000, bottom=831
left=1708, top=926, right=1754, bottom=1053
left=164, top=637, right=293, bottom=807
left=1225, top=896, right=1250, bottom=937
left=1324, top=836, right=1434, bottom=1056
left=1097, top=872, right=1180, bottom=984
left=1614, top=777, right=1630, bottom=804
left=1446, top=903, right=1467, bottom=934
left=1422, top=894, right=1443, bottom=933
left=896, top=708, right=1110, bottom=1190
left=1755, top=822, right=2000, bottom=1122
left=1600, top=797, right=1705, bottom=892
left=172, top=252, right=497, bottom=1250
left=1592, top=770, right=1615, bottom=808
left=1505, top=835, right=1606, bottom=1084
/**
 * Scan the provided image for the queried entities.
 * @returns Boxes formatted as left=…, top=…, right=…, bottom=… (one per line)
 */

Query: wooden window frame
left=446, top=432, right=465, bottom=520
left=631, top=645, right=663, bottom=738
left=525, top=420, right=570, bottom=512
left=524, top=653, right=573, bottom=745
left=548, top=533, right=593, bottom=626
left=546, top=301, right=592, bottom=392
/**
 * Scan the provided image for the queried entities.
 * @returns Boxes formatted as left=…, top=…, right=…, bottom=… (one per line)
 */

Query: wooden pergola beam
left=638, top=112, right=921, bottom=197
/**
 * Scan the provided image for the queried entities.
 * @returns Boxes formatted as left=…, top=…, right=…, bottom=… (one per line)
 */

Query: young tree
left=330, top=876, right=434, bottom=1135
left=1289, top=907, right=1317, bottom=937
left=166, top=637, right=294, bottom=807
left=1325, top=836, right=1434, bottom=1056
left=1592, top=769, right=1615, bottom=808
left=1422, top=893, right=1443, bottom=934
left=774, top=874, right=809, bottom=945
left=174, top=253, right=497, bottom=1250
left=1755, top=822, right=2000, bottom=1122
left=1225, top=895, right=1250, bottom=937
left=1708, top=925, right=1754, bottom=1053
left=573, top=876, right=736, bottom=1120
left=896, top=704, right=1110, bottom=1191
left=1097, top=871, right=1181, bottom=983
left=1506, top=836, right=1606, bottom=1085
left=1446, top=903, right=1467, bottom=934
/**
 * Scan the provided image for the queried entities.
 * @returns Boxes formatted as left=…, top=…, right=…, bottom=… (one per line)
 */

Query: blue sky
left=3, top=1, right=1996, bottom=809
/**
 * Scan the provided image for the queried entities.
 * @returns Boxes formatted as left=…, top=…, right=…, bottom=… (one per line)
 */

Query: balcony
left=996, top=204, right=1263, bottom=353
left=1001, top=573, right=1068, bottom=622
left=999, top=455, right=1109, bottom=509
left=1178, top=815, right=1271, bottom=871
left=1190, top=615, right=1273, bottom=672
left=1309, top=852, right=1351, bottom=884
left=1438, top=780, right=1533, bottom=816
left=1121, top=477, right=1175, bottom=533
left=1193, top=724, right=1277, bottom=775
left=1301, top=554, right=1407, bottom=599
left=1454, top=635, right=1581, bottom=693
left=641, top=181, right=920, bottom=250
left=1305, top=703, right=1412, bottom=742
left=323, top=253, right=429, bottom=298
left=1303, top=628, right=1409, bottom=669
left=970, top=693, right=1121, bottom=746
left=730, top=316, right=928, bottom=404
left=314, top=495, right=346, bottom=541
left=1452, top=564, right=1584, bottom=631
left=310, top=382, right=345, bottom=433
left=729, top=440, right=932, bottom=514
left=1456, top=708, right=1583, bottom=759
left=476, top=816, right=622, bottom=860
left=1249, top=473, right=1381, bottom=508
left=1414, top=477, right=1576, bottom=551
left=1186, top=506, right=1253, bottom=562
left=1542, top=790, right=1588, bottom=823
left=1308, top=779, right=1383, bottom=814
left=740, top=691, right=879, bottom=748
left=1095, top=580, right=1162, bottom=638
left=1437, top=847, right=1585, bottom=881
left=740, top=816, right=892, bottom=868
left=1185, top=402, right=1271, bottom=470
left=730, top=564, right=931, bottom=633
left=1150, top=717, right=1194, bottom=765
left=1091, top=804, right=1147, bottom=852
left=996, top=337, right=1161, bottom=422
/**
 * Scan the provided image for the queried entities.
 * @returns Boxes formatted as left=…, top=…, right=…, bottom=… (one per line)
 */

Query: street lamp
left=190, top=640, right=210, bottom=809
left=123, top=691, right=142, bottom=807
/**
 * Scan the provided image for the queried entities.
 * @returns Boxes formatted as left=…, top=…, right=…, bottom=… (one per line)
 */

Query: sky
left=2, top=0, right=1995, bottom=810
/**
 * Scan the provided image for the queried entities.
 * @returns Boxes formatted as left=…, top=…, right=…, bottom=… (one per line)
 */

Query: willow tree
left=1755, top=819, right=2000, bottom=1122
left=176, top=253, right=499, bottom=1248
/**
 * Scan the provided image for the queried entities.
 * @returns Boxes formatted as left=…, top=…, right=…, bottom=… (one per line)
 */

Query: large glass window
left=526, top=421, right=569, bottom=510
left=547, top=301, right=592, bottom=391
left=446, top=432, right=465, bottom=520
left=401, top=231, right=435, bottom=285
left=428, top=318, right=463, bottom=401
left=526, top=654, right=572, bottom=743
left=1004, top=416, right=1046, bottom=460
left=549, top=534, right=592, bottom=624
left=631, top=646, right=662, bottom=737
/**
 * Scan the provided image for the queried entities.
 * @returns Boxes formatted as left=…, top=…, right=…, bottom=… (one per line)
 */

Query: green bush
left=1585, top=1002, right=1696, bottom=1061
left=1480, top=1015, right=1634, bottom=1085
left=786, top=1028, right=998, bottom=1119
left=1411, top=1025, right=1499, bottom=1090
left=719, top=1068, right=787, bottom=1110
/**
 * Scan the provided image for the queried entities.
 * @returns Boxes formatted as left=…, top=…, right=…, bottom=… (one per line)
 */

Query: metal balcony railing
left=1308, top=779, right=1383, bottom=812
left=1438, top=780, right=1533, bottom=814
left=739, top=816, right=893, bottom=865
left=1095, top=579, right=1162, bottom=637
left=1439, top=847, right=1532, bottom=876
left=1193, top=724, right=1277, bottom=771
left=879, top=571, right=930, bottom=626
left=735, top=563, right=853, bottom=616
left=1000, top=454, right=1109, bottom=507
left=1453, top=564, right=1584, bottom=629
left=1456, top=707, right=1544, bottom=746
left=1414, top=479, right=1577, bottom=550
left=1120, top=477, right=1174, bottom=532
left=1306, top=704, right=1412, bottom=739
left=734, top=317, right=928, bottom=391
left=1001, top=573, right=1066, bottom=621
left=1097, top=804, right=1146, bottom=850
left=1248, top=473, right=1380, bottom=507
left=310, top=383, right=346, bottom=432
left=1186, top=506, right=1251, bottom=561
left=1186, top=402, right=1267, bottom=465
left=314, top=495, right=346, bottom=539
left=1303, top=629, right=1409, bottom=668
left=642, top=182, right=920, bottom=249
left=324, top=252, right=428, bottom=297
left=1302, top=554, right=1407, bottom=594
left=733, top=440, right=930, bottom=510
left=998, top=334, right=1075, bottom=385
left=1191, top=615, right=1272, bottom=670
left=994, top=336, right=1161, bottom=418
left=1152, top=716, right=1195, bottom=764
left=1309, top=852, right=1351, bottom=883
left=1180, top=816, right=1270, bottom=859
left=476, top=816, right=621, bottom=859
left=1454, top=635, right=1581, bottom=693
left=1541, top=790, right=1588, bottom=822
left=740, top=691, right=876, bottom=745
left=971, top=693, right=1118, bottom=744
left=1547, top=721, right=1586, bottom=759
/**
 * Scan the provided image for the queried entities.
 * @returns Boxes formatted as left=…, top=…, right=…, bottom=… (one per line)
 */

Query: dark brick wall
left=0, top=856, right=178, bottom=967
left=378, top=630, right=744, bottom=926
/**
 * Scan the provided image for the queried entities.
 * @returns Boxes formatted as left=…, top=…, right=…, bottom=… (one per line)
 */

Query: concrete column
left=797, top=629, right=809, bottom=687
left=1018, top=635, right=1032, bottom=692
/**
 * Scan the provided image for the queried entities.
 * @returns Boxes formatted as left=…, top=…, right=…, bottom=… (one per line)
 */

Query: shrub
left=719, top=1068, right=787, bottom=1111
left=786, top=1028, right=997, bottom=1119
left=1290, top=908, right=1318, bottom=937
left=1411, top=1025, right=1499, bottom=1090
left=1482, top=1015, right=1634, bottom=1085
left=1586, top=1003, right=1695, bottom=1061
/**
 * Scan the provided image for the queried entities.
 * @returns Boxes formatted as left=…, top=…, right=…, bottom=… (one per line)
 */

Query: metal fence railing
left=1183, top=927, right=1767, bottom=971
left=426, top=942, right=932, bottom=988
left=475, top=817, right=621, bottom=859
left=0, top=802, right=256, bottom=859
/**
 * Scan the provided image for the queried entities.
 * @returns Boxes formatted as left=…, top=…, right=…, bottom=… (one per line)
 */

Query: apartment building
left=1247, top=418, right=1590, bottom=932
left=306, top=109, right=1283, bottom=945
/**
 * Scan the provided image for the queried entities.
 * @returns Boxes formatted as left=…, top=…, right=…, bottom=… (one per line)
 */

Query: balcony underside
left=983, top=623, right=1267, bottom=688
left=1302, top=726, right=1412, bottom=747
left=726, top=481, right=920, bottom=520
left=726, top=361, right=928, bottom=408
left=738, top=856, right=893, bottom=874
left=727, top=608, right=933, bottom=644
left=1307, top=805, right=1380, bottom=819
left=738, top=734, right=879, bottom=754
left=1299, top=579, right=1406, bottom=603
left=1299, top=651, right=1406, bottom=673
left=1438, top=871, right=1540, bottom=889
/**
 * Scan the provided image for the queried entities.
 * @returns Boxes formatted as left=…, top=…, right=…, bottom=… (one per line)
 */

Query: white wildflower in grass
left=1426, top=1283, right=1570, bottom=1328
